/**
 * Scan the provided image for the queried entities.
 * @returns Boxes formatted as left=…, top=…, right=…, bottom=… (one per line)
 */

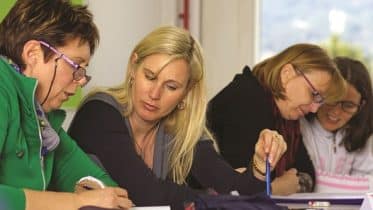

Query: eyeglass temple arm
left=38, top=41, right=79, bottom=69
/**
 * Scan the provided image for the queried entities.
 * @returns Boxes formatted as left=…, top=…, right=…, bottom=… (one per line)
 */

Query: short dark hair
left=0, top=0, right=99, bottom=70
left=334, top=56, right=373, bottom=152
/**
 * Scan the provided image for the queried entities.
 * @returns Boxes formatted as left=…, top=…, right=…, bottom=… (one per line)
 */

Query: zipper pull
left=332, top=134, right=337, bottom=153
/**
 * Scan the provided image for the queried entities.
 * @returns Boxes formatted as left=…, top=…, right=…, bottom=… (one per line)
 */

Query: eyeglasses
left=325, top=101, right=361, bottom=114
left=295, top=68, right=324, bottom=104
left=39, top=41, right=91, bottom=84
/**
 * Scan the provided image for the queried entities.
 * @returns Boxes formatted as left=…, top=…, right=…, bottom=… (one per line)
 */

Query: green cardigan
left=0, top=58, right=116, bottom=210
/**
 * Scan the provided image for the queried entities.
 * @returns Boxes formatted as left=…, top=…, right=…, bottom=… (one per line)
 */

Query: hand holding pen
left=265, top=153, right=271, bottom=196
left=252, top=129, right=287, bottom=183
left=74, top=176, right=134, bottom=209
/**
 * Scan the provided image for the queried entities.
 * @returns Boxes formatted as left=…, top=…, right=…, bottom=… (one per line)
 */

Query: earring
left=129, top=77, right=134, bottom=85
left=177, top=101, right=185, bottom=110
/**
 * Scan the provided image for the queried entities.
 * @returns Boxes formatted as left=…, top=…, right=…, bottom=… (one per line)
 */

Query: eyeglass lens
left=40, top=41, right=90, bottom=84
left=327, top=101, right=359, bottom=113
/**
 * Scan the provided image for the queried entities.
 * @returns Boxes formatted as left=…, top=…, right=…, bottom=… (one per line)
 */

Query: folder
left=360, top=192, right=373, bottom=210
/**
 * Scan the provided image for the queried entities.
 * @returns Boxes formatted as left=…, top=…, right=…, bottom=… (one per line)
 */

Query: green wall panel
left=0, top=0, right=15, bottom=21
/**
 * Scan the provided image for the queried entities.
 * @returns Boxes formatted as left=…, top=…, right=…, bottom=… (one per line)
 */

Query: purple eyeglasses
left=39, top=41, right=91, bottom=84
left=295, top=68, right=324, bottom=104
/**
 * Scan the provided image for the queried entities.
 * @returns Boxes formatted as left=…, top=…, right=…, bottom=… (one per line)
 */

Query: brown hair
left=0, top=0, right=99, bottom=69
left=334, top=56, right=373, bottom=152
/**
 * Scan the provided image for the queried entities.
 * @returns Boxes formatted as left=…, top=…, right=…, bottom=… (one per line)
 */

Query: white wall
left=201, top=0, right=259, bottom=99
left=84, top=0, right=177, bottom=92
left=85, top=0, right=258, bottom=99
left=64, top=0, right=178, bottom=129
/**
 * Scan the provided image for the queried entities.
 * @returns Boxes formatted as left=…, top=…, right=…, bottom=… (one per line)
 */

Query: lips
left=64, top=91, right=75, bottom=97
left=62, top=91, right=74, bottom=101
left=297, top=107, right=306, bottom=118
left=143, top=101, right=159, bottom=111
left=326, top=113, right=339, bottom=123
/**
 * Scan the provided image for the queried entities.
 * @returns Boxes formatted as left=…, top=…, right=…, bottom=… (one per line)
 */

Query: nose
left=309, top=102, right=322, bottom=113
left=329, top=103, right=344, bottom=115
left=75, top=76, right=89, bottom=87
left=149, top=83, right=162, bottom=100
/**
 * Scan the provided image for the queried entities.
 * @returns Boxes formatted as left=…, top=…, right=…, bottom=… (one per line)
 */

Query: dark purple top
left=68, top=97, right=266, bottom=210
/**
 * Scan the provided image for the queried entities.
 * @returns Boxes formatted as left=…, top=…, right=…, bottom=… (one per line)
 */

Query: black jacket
left=207, top=66, right=314, bottom=178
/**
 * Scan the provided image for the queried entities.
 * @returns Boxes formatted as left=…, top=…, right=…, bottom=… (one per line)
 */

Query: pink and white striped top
left=300, top=118, right=373, bottom=193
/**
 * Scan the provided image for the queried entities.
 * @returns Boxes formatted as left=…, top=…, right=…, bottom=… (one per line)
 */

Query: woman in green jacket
left=0, top=0, right=132, bottom=210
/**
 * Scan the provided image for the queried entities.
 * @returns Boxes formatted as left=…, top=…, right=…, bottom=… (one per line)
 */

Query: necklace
left=133, top=123, right=160, bottom=164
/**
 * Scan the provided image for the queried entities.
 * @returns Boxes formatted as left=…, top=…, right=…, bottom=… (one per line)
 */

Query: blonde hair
left=252, top=43, right=346, bottom=103
left=88, top=26, right=213, bottom=184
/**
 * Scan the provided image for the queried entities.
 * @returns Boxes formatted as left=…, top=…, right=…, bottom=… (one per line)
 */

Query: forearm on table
left=24, top=189, right=77, bottom=210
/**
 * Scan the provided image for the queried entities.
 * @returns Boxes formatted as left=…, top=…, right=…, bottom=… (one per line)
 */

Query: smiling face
left=130, top=53, right=190, bottom=125
left=275, top=64, right=331, bottom=120
left=23, top=39, right=90, bottom=112
left=316, top=83, right=362, bottom=132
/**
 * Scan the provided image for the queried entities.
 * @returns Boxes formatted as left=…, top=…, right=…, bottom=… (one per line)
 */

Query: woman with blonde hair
left=207, top=43, right=346, bottom=195
left=69, top=26, right=287, bottom=209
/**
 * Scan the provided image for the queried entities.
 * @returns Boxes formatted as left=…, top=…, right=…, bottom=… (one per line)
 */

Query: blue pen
left=266, top=154, right=271, bottom=196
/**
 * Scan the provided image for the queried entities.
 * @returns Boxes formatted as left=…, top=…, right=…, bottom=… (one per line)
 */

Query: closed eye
left=144, top=70, right=157, bottom=81
left=166, top=84, right=177, bottom=90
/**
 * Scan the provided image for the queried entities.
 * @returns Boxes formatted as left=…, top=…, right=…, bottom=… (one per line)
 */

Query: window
left=260, top=0, right=373, bottom=74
